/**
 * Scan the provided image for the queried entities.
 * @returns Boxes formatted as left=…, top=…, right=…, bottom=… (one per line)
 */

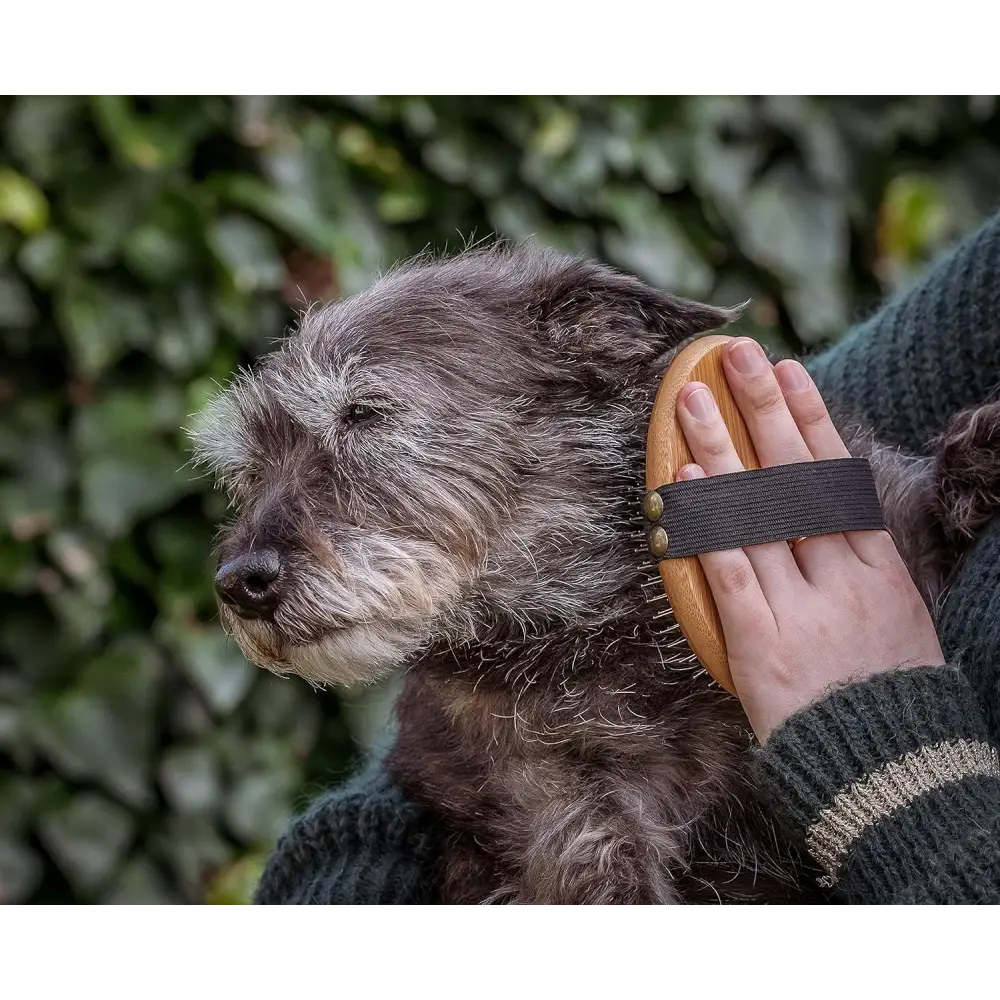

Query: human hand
left=675, top=338, right=945, bottom=742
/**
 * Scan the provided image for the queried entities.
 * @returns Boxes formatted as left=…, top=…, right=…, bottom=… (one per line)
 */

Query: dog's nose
left=215, top=549, right=283, bottom=619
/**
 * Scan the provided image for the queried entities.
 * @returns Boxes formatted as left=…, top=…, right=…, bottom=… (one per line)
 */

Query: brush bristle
left=632, top=506, right=720, bottom=684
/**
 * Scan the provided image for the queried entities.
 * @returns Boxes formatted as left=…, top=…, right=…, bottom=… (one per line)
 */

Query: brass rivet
left=648, top=526, right=669, bottom=558
left=643, top=490, right=664, bottom=522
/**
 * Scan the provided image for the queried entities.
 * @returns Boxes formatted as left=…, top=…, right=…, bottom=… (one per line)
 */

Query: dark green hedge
left=2, top=96, right=999, bottom=903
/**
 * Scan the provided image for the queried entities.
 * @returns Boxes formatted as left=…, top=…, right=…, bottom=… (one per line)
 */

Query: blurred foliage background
left=2, top=96, right=999, bottom=904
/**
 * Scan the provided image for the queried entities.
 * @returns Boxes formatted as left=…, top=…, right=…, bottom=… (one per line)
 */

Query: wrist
left=751, top=665, right=1000, bottom=900
left=746, top=656, right=944, bottom=746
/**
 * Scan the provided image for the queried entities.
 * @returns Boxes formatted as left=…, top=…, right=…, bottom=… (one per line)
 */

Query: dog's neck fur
left=399, top=383, right=745, bottom=773
left=420, top=375, right=696, bottom=690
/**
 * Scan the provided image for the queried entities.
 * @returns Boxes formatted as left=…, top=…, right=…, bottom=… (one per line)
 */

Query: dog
left=191, top=244, right=1000, bottom=903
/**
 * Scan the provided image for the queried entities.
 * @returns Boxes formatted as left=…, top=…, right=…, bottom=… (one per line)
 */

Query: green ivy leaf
left=154, top=814, right=232, bottom=900
left=0, top=272, right=38, bottom=327
left=61, top=167, right=161, bottom=265
left=0, top=775, right=42, bottom=837
left=209, top=173, right=337, bottom=253
left=736, top=166, right=848, bottom=342
left=37, top=793, right=134, bottom=894
left=80, top=447, right=189, bottom=538
left=0, top=838, right=44, bottom=903
left=18, top=230, right=71, bottom=287
left=209, top=214, right=285, bottom=293
left=6, top=97, right=83, bottom=183
left=56, top=278, right=155, bottom=376
left=30, top=639, right=160, bottom=807
left=159, top=618, right=255, bottom=714
left=205, top=853, right=266, bottom=904
left=0, top=168, right=49, bottom=234
left=102, top=858, right=176, bottom=904
left=159, top=744, right=222, bottom=815
left=878, top=175, right=950, bottom=268
left=223, top=738, right=299, bottom=843
left=90, top=96, right=200, bottom=172
left=74, top=385, right=186, bottom=456
left=152, top=285, right=216, bottom=373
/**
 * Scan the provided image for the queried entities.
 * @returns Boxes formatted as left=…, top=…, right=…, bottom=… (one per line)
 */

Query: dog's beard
left=224, top=612, right=428, bottom=685
left=220, top=533, right=469, bottom=686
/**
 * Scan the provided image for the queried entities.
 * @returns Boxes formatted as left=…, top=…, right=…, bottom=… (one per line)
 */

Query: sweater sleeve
left=751, top=666, right=1000, bottom=904
left=806, top=211, right=1000, bottom=454
left=253, top=767, right=439, bottom=905
left=939, top=515, right=1000, bottom=741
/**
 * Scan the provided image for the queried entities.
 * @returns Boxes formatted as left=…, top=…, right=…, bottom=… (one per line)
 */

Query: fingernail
left=685, top=386, right=717, bottom=422
left=776, top=361, right=811, bottom=392
left=676, top=464, right=706, bottom=481
left=729, top=339, right=766, bottom=374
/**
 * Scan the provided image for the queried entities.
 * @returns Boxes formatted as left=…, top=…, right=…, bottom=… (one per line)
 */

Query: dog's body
left=193, top=245, right=1000, bottom=904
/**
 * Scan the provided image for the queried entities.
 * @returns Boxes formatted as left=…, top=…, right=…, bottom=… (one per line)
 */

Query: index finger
left=675, top=464, right=776, bottom=641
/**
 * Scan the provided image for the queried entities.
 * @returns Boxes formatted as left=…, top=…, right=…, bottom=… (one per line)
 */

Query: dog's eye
left=343, top=402, right=385, bottom=427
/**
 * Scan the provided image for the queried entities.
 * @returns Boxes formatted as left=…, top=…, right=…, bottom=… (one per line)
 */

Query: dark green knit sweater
left=252, top=767, right=438, bottom=904
left=255, top=212, right=1000, bottom=905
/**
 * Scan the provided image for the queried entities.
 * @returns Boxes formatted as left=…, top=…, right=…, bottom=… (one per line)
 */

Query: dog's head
left=190, top=245, right=737, bottom=686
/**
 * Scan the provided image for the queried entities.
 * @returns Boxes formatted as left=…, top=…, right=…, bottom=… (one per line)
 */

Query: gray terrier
left=191, top=245, right=1000, bottom=903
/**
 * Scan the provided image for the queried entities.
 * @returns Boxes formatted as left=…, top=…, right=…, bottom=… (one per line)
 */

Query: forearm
left=807, top=211, right=1000, bottom=454
left=752, top=667, right=1000, bottom=904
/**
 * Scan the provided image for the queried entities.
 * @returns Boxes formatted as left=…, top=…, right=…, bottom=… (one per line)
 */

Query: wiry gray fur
left=191, top=243, right=1000, bottom=904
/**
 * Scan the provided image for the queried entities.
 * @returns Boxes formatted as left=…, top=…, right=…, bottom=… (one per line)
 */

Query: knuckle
left=868, top=530, right=904, bottom=568
left=715, top=560, right=755, bottom=597
left=748, top=382, right=787, bottom=417
left=889, top=562, right=920, bottom=598
left=701, top=431, right=735, bottom=459
left=767, top=655, right=799, bottom=691
left=796, top=396, right=830, bottom=427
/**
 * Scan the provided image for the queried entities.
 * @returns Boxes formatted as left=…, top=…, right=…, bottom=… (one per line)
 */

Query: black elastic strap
left=645, top=457, right=885, bottom=560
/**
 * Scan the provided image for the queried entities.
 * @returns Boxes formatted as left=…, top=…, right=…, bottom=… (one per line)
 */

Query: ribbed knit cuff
left=752, top=666, right=1000, bottom=903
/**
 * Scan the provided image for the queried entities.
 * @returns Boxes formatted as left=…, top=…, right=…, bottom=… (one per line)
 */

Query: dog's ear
left=527, top=253, right=744, bottom=368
